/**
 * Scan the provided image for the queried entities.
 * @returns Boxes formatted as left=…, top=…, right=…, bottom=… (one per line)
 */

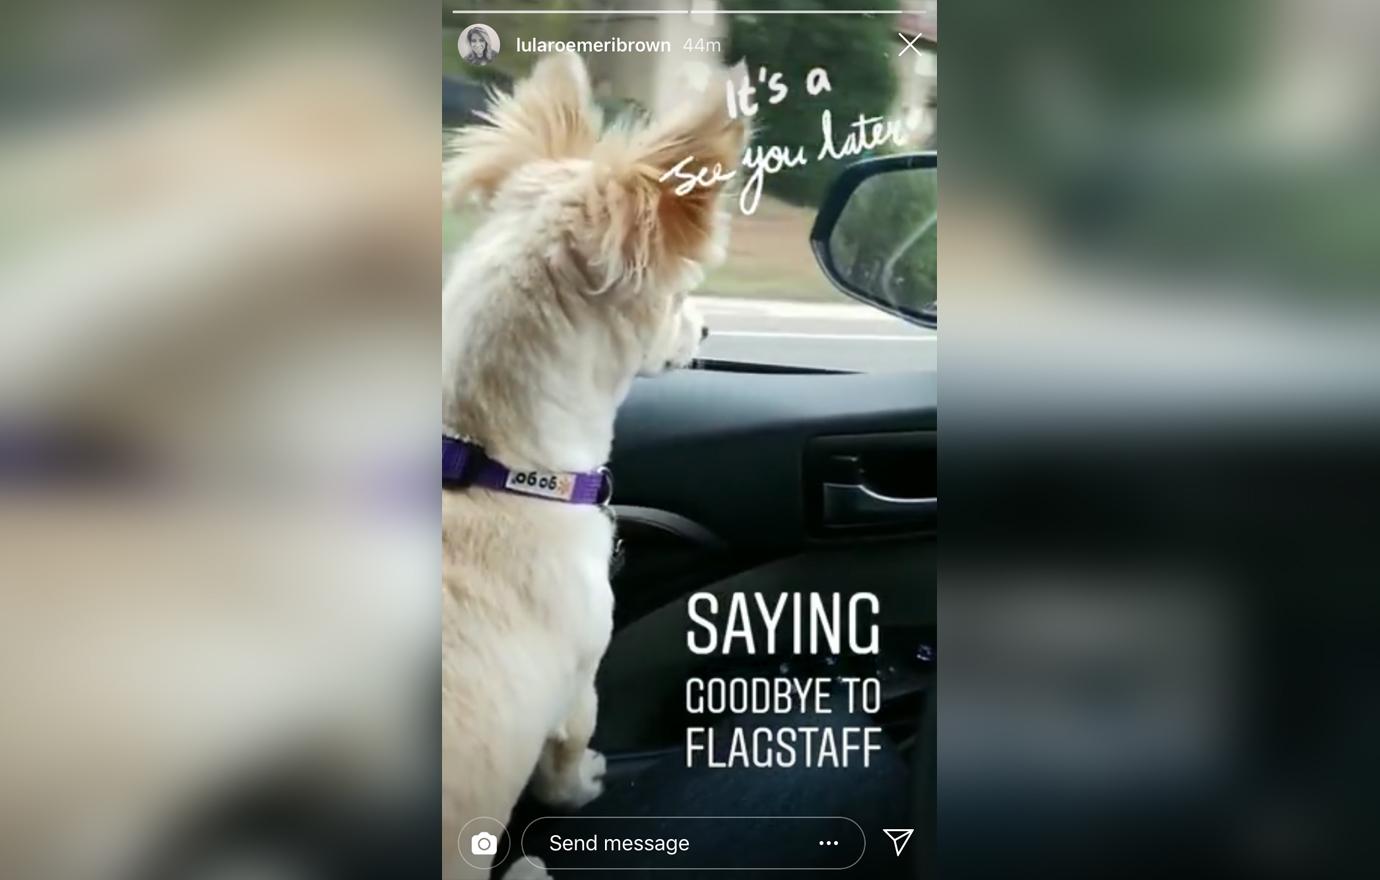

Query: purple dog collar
left=442, top=435, right=611, bottom=505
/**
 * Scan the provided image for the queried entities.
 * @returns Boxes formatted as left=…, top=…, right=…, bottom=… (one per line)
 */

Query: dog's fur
left=441, top=54, right=746, bottom=879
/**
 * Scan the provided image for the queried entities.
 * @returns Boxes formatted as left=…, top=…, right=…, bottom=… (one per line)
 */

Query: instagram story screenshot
left=443, top=2, right=936, bottom=878
left=8, top=1, right=1380, bottom=879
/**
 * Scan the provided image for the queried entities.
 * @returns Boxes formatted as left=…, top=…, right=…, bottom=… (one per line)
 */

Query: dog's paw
left=533, top=747, right=606, bottom=810
left=503, top=855, right=552, bottom=880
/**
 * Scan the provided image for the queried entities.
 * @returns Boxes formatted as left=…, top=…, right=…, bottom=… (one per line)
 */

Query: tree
left=724, top=0, right=899, bottom=206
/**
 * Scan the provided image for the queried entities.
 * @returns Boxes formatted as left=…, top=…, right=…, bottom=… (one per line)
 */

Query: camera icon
left=457, top=817, right=508, bottom=867
left=470, top=831, right=498, bottom=857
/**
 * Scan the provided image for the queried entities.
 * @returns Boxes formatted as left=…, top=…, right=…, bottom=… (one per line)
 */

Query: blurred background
left=444, top=0, right=939, bottom=371
left=941, top=1, right=1380, bottom=878
left=1, top=2, right=437, bottom=878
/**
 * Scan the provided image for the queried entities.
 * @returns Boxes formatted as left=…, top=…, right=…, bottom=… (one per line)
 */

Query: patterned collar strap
left=442, top=435, right=611, bottom=505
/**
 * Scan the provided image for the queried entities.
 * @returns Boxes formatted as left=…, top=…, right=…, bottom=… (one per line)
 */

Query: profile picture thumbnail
left=459, top=24, right=500, bottom=66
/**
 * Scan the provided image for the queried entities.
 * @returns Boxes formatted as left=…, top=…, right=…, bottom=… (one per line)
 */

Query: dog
left=440, top=54, right=747, bottom=879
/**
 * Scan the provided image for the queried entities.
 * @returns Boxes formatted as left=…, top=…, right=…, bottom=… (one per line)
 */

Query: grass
left=703, top=196, right=840, bottom=301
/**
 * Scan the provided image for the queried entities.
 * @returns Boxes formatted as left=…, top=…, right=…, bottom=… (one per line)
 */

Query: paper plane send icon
left=882, top=828, right=915, bottom=856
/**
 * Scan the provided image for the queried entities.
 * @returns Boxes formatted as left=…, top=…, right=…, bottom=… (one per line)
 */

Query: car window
left=443, top=3, right=937, bottom=372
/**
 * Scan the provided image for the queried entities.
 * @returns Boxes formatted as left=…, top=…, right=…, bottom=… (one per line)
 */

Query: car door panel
left=610, top=368, right=937, bottom=554
left=595, top=366, right=937, bottom=759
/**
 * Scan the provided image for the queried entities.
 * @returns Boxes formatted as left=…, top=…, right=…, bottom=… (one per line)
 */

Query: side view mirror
left=810, top=152, right=938, bottom=329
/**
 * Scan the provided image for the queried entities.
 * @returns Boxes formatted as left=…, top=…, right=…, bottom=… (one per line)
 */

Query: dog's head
left=445, top=54, right=747, bottom=375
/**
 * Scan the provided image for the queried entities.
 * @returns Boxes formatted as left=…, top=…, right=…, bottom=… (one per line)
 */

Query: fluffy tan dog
left=441, top=54, right=746, bottom=879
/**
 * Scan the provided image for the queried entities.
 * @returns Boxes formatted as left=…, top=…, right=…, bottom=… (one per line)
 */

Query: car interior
left=504, top=157, right=938, bottom=879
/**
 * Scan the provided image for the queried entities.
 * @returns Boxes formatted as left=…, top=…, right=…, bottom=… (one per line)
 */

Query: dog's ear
left=638, top=68, right=749, bottom=263
left=445, top=53, right=600, bottom=207
left=589, top=69, right=749, bottom=292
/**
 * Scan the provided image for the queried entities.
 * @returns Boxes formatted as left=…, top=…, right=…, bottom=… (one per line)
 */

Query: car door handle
left=822, top=481, right=937, bottom=527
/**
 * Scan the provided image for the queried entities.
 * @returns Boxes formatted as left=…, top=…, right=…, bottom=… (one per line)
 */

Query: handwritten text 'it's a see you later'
left=660, top=65, right=924, bottom=216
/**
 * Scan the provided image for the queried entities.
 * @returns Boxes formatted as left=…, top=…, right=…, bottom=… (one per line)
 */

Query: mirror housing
left=810, top=152, right=938, bottom=329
